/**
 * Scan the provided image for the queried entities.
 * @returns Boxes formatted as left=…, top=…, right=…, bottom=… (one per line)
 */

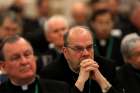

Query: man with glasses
left=39, top=26, right=118, bottom=93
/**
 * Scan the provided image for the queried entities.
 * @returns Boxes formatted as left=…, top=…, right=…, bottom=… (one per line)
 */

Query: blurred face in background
left=91, top=12, right=113, bottom=39
left=71, top=2, right=89, bottom=25
left=38, top=0, right=49, bottom=17
left=128, top=41, right=140, bottom=70
left=45, top=18, right=68, bottom=50
left=130, top=6, right=140, bottom=30
left=107, top=0, right=119, bottom=14
left=0, top=17, right=21, bottom=39
left=91, top=1, right=108, bottom=12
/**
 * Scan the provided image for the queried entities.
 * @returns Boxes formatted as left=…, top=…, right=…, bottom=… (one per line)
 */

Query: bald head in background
left=70, top=2, right=89, bottom=26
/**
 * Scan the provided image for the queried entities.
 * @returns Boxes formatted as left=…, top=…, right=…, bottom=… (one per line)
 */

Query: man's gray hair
left=44, top=15, right=69, bottom=32
left=121, top=33, right=140, bottom=62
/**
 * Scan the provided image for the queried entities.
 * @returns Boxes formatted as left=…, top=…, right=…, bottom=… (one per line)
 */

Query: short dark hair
left=89, top=9, right=113, bottom=22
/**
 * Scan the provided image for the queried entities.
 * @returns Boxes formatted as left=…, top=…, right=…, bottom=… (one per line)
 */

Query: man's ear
left=62, top=47, right=67, bottom=55
left=62, top=47, right=69, bottom=61
left=0, top=62, right=4, bottom=69
left=0, top=62, right=7, bottom=74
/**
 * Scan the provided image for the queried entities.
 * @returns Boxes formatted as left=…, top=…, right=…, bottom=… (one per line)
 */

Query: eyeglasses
left=67, top=44, right=94, bottom=53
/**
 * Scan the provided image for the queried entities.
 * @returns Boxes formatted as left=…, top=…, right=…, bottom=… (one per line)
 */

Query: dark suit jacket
left=115, top=64, right=140, bottom=93
left=39, top=54, right=118, bottom=93
left=0, top=77, right=79, bottom=93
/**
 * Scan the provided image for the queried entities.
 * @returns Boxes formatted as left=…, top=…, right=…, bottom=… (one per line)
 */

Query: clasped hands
left=75, top=59, right=110, bottom=92
left=78, top=59, right=102, bottom=82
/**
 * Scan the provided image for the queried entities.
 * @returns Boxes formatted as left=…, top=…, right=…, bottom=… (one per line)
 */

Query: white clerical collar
left=99, top=39, right=106, bottom=47
left=21, top=85, right=28, bottom=91
left=11, top=78, right=35, bottom=91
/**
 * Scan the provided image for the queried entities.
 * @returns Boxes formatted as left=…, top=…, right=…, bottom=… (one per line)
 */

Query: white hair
left=44, top=15, right=69, bottom=33
left=121, top=33, right=140, bottom=62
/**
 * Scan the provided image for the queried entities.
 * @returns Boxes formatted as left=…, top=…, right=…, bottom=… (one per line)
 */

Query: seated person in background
left=39, top=26, right=120, bottom=93
left=43, top=15, right=69, bottom=53
left=70, top=1, right=89, bottom=27
left=0, top=10, right=22, bottom=45
left=88, top=9, right=123, bottom=67
left=115, top=33, right=140, bottom=93
left=0, top=35, right=77, bottom=93
left=36, top=15, right=69, bottom=73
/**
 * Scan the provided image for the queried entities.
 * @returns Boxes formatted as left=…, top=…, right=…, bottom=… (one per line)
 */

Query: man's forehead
left=3, top=39, right=29, bottom=50
left=68, top=33, right=93, bottom=42
left=68, top=41, right=93, bottom=46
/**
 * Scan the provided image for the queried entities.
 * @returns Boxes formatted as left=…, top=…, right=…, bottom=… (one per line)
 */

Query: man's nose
left=82, top=48, right=90, bottom=55
left=20, top=56, right=28, bottom=64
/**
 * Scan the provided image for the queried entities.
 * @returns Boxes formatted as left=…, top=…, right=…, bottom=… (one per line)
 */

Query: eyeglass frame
left=66, top=43, right=94, bottom=53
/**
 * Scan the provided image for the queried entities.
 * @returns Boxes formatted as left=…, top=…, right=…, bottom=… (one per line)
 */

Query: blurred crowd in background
left=0, top=0, right=139, bottom=24
left=0, top=0, right=140, bottom=85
